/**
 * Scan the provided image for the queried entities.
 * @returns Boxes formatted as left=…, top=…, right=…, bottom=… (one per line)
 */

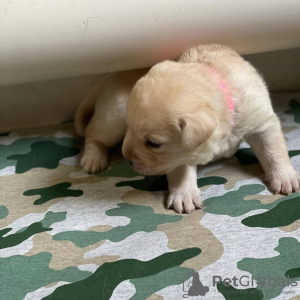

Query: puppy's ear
left=179, top=112, right=216, bottom=149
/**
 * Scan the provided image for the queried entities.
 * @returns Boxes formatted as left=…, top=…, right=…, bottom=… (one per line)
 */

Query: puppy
left=75, top=68, right=148, bottom=173
left=122, top=44, right=300, bottom=213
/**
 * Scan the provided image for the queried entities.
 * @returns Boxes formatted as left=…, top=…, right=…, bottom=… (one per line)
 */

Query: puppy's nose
left=124, top=158, right=133, bottom=166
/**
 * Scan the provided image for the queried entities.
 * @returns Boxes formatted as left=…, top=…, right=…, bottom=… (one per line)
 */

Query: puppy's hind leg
left=75, top=78, right=104, bottom=137
left=81, top=139, right=109, bottom=173
left=246, top=116, right=300, bottom=195
left=79, top=69, right=149, bottom=174
left=81, top=115, right=126, bottom=174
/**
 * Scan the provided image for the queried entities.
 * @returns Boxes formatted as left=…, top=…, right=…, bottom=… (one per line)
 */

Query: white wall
left=0, top=74, right=103, bottom=132
left=1, top=48, right=299, bottom=133
left=245, top=48, right=300, bottom=92
left=1, top=0, right=300, bottom=85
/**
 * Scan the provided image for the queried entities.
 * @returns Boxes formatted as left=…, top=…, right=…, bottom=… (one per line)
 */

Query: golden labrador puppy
left=122, top=45, right=300, bottom=212
left=76, top=45, right=300, bottom=213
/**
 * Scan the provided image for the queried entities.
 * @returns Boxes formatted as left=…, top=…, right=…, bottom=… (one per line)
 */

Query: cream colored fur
left=75, top=68, right=148, bottom=173
left=76, top=45, right=300, bottom=213
left=122, top=45, right=300, bottom=212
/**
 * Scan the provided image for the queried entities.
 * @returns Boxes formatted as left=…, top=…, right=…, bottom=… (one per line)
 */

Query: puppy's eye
left=146, top=140, right=162, bottom=148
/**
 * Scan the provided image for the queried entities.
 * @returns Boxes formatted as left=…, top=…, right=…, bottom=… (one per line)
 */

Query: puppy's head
left=122, top=61, right=218, bottom=175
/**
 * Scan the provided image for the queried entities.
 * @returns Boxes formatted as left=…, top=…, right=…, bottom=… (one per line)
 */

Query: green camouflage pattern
left=0, top=93, right=300, bottom=300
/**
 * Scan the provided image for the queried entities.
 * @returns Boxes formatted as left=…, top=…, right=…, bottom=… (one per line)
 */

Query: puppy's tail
left=74, top=76, right=107, bottom=136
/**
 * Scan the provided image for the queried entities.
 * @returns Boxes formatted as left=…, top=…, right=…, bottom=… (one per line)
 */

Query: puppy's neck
left=208, top=68, right=234, bottom=112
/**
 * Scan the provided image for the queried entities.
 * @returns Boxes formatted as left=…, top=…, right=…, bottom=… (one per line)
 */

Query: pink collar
left=209, top=69, right=234, bottom=111
left=216, top=75, right=234, bottom=111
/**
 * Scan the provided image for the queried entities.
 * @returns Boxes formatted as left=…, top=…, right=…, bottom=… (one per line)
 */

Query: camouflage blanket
left=1, top=93, right=300, bottom=300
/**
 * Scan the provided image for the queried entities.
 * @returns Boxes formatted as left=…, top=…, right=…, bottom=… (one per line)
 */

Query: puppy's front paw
left=167, top=187, right=202, bottom=213
left=81, top=142, right=109, bottom=173
left=266, top=168, right=300, bottom=195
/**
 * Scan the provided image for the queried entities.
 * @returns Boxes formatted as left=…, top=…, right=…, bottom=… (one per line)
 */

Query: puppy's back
left=179, top=44, right=270, bottom=107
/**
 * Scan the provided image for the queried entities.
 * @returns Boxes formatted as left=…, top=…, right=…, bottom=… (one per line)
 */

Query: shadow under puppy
left=76, top=44, right=300, bottom=213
